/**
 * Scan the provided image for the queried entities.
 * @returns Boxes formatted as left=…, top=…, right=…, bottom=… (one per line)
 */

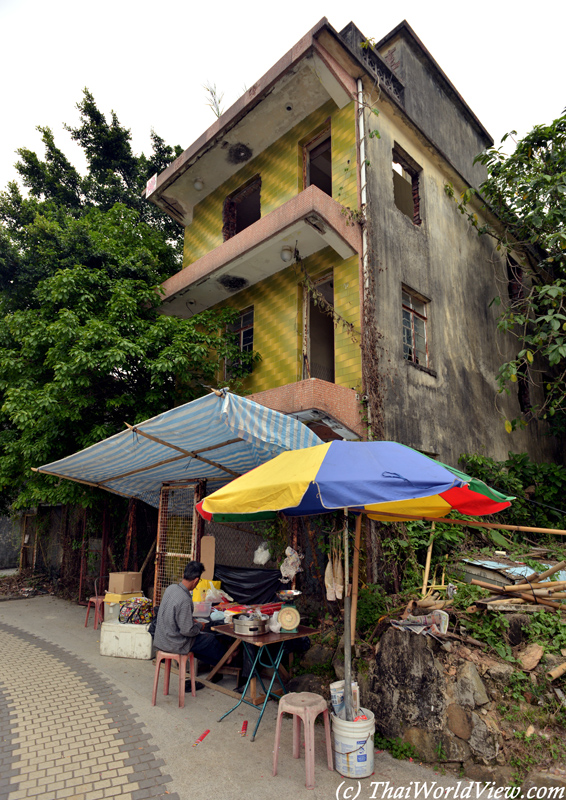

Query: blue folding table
left=210, top=624, right=319, bottom=741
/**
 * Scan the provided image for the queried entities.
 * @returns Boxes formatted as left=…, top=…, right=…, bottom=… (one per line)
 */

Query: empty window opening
left=303, top=279, right=335, bottom=382
left=393, top=147, right=421, bottom=225
left=402, top=288, right=428, bottom=367
left=304, top=131, right=332, bottom=196
left=225, top=307, right=254, bottom=379
left=222, top=177, right=261, bottom=241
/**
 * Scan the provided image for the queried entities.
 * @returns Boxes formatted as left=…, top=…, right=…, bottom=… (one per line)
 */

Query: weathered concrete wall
left=377, top=32, right=491, bottom=190
left=363, top=102, right=561, bottom=466
left=0, top=516, right=20, bottom=569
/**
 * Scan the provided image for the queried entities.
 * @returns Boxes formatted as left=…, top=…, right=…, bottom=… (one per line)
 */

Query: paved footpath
left=0, top=620, right=174, bottom=800
left=0, top=596, right=477, bottom=800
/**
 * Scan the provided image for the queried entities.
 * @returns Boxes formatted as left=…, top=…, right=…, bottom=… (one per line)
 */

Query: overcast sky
left=1, top=0, right=564, bottom=191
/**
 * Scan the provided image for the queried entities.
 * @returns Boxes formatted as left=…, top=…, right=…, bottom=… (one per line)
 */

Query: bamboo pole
left=421, top=522, right=435, bottom=597
left=350, top=514, right=362, bottom=647
left=547, top=662, right=566, bottom=682
left=123, top=423, right=241, bottom=478
left=503, top=580, right=566, bottom=593
left=524, top=561, right=566, bottom=583
left=375, top=510, right=566, bottom=536
left=470, top=579, right=563, bottom=610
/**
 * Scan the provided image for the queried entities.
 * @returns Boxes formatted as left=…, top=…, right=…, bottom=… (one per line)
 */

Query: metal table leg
left=217, top=641, right=288, bottom=741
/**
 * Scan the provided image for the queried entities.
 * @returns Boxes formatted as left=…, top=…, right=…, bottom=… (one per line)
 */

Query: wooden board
left=200, top=536, right=216, bottom=579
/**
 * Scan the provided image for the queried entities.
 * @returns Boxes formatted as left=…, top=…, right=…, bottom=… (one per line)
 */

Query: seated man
left=154, top=561, right=228, bottom=688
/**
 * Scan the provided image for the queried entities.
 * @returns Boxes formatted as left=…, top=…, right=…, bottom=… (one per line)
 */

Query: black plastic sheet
left=213, top=564, right=285, bottom=605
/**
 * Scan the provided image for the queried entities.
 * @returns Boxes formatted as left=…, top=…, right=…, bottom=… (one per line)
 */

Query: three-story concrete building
left=146, top=17, right=559, bottom=466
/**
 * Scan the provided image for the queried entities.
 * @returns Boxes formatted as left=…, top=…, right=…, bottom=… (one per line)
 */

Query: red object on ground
left=192, top=729, right=210, bottom=747
left=241, top=721, right=248, bottom=737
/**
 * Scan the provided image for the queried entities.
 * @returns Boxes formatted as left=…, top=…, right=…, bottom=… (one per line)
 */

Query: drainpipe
left=356, top=78, right=373, bottom=440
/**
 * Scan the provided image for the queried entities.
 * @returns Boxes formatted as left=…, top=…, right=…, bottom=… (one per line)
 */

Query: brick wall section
left=247, top=378, right=366, bottom=439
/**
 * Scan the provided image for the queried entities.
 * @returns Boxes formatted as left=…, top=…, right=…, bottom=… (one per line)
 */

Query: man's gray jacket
left=154, top=582, right=201, bottom=654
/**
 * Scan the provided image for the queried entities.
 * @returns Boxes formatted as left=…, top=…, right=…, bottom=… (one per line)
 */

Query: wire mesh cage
left=203, top=518, right=273, bottom=569
left=154, top=483, right=196, bottom=605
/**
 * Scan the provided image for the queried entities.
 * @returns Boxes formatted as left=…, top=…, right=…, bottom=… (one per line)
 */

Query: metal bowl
left=276, top=590, right=302, bottom=602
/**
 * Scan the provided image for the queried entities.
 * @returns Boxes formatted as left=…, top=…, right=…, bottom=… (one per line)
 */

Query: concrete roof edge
left=148, top=17, right=332, bottom=199
left=373, top=19, right=494, bottom=146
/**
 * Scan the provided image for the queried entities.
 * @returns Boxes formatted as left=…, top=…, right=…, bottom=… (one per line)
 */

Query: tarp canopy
left=35, top=390, right=322, bottom=508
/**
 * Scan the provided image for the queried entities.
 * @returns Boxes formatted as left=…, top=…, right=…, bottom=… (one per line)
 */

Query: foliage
left=445, top=111, right=566, bottom=431
left=374, top=731, right=419, bottom=760
left=458, top=451, right=566, bottom=531
left=526, top=610, right=566, bottom=653
left=0, top=92, right=259, bottom=512
left=356, top=584, right=388, bottom=634
left=203, top=81, right=225, bottom=118
left=462, top=610, right=513, bottom=660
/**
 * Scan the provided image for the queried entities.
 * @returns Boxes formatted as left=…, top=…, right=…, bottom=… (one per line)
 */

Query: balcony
left=159, top=185, right=362, bottom=318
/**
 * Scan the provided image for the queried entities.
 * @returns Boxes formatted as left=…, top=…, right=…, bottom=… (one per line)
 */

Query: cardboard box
left=100, top=622, right=153, bottom=659
left=108, top=572, right=142, bottom=594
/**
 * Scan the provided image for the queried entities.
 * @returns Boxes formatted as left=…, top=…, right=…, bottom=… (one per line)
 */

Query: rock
left=446, top=704, right=472, bottom=740
left=367, top=627, right=447, bottom=738
left=403, top=727, right=471, bottom=763
left=518, top=643, right=544, bottom=671
left=522, top=772, right=566, bottom=794
left=301, top=643, right=334, bottom=668
left=468, top=712, right=499, bottom=763
left=505, top=614, right=530, bottom=646
left=525, top=724, right=535, bottom=737
left=286, top=674, right=328, bottom=697
left=464, top=764, right=515, bottom=785
left=447, top=661, right=489, bottom=708
left=485, top=662, right=515, bottom=687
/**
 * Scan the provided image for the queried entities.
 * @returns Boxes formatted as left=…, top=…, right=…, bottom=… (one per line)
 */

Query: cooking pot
left=233, top=616, right=268, bottom=636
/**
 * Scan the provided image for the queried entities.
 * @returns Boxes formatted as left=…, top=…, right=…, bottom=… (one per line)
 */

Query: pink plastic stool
left=152, top=650, right=196, bottom=708
left=272, top=692, right=333, bottom=789
left=84, top=595, right=104, bottom=630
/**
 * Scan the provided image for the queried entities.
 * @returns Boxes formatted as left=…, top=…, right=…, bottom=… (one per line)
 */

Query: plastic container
left=330, top=680, right=359, bottom=716
left=193, top=600, right=212, bottom=617
left=99, top=622, right=153, bottom=659
left=104, top=602, right=121, bottom=623
left=332, top=707, right=375, bottom=779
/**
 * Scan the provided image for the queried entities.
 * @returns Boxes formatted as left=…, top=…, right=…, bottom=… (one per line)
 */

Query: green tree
left=0, top=92, right=258, bottom=511
left=446, top=111, right=566, bottom=431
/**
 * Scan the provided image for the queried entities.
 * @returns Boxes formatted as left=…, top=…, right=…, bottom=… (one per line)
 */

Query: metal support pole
left=343, top=508, right=353, bottom=721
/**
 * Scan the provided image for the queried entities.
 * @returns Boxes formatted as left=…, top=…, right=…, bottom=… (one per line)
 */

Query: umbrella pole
left=343, top=509, right=353, bottom=721
left=350, top=513, right=363, bottom=647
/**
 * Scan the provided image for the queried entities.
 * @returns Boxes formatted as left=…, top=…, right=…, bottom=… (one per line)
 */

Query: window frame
left=392, top=145, right=422, bottom=226
left=402, top=287, right=429, bottom=368
left=302, top=123, right=332, bottom=195
left=225, top=306, right=254, bottom=379
left=222, top=176, right=261, bottom=242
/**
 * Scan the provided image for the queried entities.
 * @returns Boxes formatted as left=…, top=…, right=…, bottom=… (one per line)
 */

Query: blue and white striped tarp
left=36, top=390, right=322, bottom=507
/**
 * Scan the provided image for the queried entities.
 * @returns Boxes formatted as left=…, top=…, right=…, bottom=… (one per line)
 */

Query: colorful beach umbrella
left=197, top=441, right=513, bottom=522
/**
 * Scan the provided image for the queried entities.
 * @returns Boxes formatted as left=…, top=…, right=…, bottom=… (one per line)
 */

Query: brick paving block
left=85, top=791, right=105, bottom=800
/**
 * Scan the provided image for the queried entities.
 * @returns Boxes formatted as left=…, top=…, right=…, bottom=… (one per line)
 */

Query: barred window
left=402, top=289, right=428, bottom=367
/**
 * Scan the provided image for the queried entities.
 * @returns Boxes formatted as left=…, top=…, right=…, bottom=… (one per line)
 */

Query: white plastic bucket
left=330, top=680, right=359, bottom=716
left=332, top=708, right=375, bottom=779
